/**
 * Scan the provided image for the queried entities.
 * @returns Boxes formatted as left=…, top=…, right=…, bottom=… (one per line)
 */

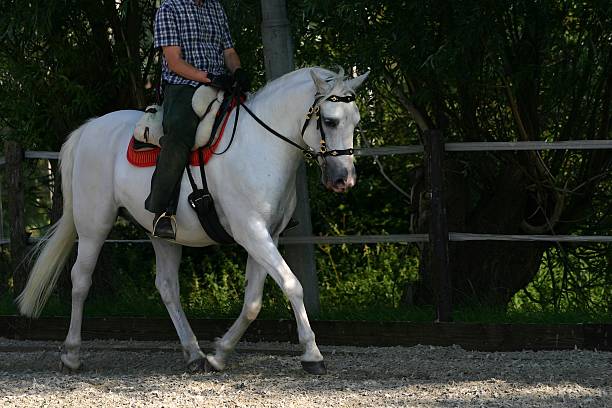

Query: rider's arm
left=162, top=45, right=211, bottom=84
left=223, top=48, right=241, bottom=74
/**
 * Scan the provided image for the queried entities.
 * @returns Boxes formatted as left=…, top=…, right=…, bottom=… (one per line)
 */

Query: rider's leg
left=145, top=84, right=199, bottom=237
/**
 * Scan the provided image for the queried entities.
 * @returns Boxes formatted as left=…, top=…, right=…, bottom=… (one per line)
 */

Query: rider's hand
left=233, top=68, right=251, bottom=92
left=199, top=70, right=212, bottom=84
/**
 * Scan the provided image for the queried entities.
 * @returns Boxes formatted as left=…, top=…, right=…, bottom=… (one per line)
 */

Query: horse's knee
left=243, top=300, right=262, bottom=321
left=282, top=278, right=303, bottom=300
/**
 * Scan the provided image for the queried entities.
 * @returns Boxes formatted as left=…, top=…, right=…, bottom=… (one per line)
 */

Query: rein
left=236, top=92, right=356, bottom=160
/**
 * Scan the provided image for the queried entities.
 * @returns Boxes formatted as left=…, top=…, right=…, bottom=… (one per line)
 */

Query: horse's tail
left=17, top=122, right=88, bottom=318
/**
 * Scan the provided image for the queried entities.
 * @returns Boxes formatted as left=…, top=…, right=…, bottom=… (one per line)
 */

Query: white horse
left=17, top=67, right=368, bottom=375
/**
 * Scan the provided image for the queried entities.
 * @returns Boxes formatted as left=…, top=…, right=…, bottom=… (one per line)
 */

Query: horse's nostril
left=334, top=178, right=346, bottom=187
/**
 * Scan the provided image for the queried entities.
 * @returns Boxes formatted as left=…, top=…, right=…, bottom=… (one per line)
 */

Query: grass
left=1, top=292, right=609, bottom=324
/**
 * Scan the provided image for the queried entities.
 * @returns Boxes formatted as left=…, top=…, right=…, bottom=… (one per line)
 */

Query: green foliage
left=180, top=247, right=247, bottom=316
left=295, top=0, right=612, bottom=306
left=511, top=245, right=611, bottom=315
left=0, top=0, right=157, bottom=149
left=317, top=243, right=419, bottom=309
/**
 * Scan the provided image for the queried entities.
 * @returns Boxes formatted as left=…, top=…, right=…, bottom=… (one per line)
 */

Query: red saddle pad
left=127, top=100, right=236, bottom=167
left=126, top=138, right=218, bottom=167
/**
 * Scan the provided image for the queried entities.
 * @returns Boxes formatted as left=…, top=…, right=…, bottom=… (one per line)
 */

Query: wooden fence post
left=282, top=162, right=320, bottom=316
left=261, top=0, right=320, bottom=316
left=5, top=141, right=27, bottom=295
left=424, top=130, right=452, bottom=322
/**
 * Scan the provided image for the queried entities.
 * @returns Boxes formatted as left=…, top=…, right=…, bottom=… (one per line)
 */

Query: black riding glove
left=233, top=68, right=251, bottom=93
left=208, top=73, right=234, bottom=91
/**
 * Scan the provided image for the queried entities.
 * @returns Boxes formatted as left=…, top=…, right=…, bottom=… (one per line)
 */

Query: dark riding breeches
left=144, top=84, right=199, bottom=214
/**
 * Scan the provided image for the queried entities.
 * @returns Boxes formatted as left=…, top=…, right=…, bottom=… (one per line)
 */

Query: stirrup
left=153, top=212, right=177, bottom=240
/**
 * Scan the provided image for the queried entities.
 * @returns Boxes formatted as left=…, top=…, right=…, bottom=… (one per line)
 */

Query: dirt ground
left=0, top=338, right=609, bottom=407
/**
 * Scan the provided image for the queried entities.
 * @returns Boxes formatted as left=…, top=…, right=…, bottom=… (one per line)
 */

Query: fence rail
left=3, top=232, right=610, bottom=247
left=1, top=139, right=611, bottom=165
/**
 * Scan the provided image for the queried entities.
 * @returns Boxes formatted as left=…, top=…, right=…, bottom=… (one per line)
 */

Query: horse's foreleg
left=61, top=237, right=106, bottom=370
left=240, top=235, right=325, bottom=373
left=208, top=255, right=267, bottom=370
left=151, top=238, right=208, bottom=370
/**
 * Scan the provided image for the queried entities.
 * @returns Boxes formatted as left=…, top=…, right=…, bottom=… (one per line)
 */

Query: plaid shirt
left=155, top=0, right=234, bottom=87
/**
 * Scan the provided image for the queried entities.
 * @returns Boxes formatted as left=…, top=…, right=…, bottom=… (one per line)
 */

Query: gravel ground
left=0, top=338, right=610, bottom=407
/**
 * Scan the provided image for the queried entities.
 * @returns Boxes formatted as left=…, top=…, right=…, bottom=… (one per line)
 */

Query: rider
left=146, top=0, right=250, bottom=239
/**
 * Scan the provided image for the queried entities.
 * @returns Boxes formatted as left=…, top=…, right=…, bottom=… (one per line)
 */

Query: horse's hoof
left=59, top=353, right=81, bottom=373
left=301, top=360, right=327, bottom=375
left=187, top=358, right=218, bottom=373
left=59, top=359, right=80, bottom=373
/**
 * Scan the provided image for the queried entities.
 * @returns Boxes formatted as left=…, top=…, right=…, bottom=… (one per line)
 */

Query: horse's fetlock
left=215, top=337, right=233, bottom=354
left=62, top=340, right=81, bottom=356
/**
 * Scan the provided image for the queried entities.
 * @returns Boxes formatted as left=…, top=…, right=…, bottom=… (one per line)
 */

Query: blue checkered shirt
left=155, top=0, right=234, bottom=87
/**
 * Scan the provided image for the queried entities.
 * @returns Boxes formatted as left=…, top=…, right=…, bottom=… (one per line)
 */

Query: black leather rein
left=238, top=93, right=356, bottom=160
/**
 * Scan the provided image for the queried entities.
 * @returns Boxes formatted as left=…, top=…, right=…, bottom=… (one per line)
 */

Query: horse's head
left=304, top=69, right=369, bottom=193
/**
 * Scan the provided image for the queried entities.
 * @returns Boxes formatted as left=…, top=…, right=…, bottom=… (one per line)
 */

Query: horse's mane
left=250, top=67, right=351, bottom=104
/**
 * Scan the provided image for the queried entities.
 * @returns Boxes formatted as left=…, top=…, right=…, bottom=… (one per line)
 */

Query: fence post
left=261, top=0, right=320, bottom=316
left=5, top=141, right=27, bottom=295
left=424, top=130, right=452, bottom=322
left=282, top=162, right=320, bottom=316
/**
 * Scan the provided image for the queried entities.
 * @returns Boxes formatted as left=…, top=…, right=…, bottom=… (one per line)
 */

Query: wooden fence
left=1, top=136, right=612, bottom=322
left=0, top=316, right=610, bottom=351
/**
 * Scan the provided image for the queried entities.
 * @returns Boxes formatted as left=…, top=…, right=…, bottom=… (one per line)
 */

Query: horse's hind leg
left=151, top=238, right=210, bottom=371
left=60, top=235, right=108, bottom=370
left=208, top=254, right=267, bottom=370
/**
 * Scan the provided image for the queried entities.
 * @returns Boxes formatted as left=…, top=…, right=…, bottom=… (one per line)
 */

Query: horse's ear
left=346, top=71, right=370, bottom=91
left=310, top=69, right=329, bottom=94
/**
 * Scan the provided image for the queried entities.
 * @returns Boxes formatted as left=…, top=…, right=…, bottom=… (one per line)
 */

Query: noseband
left=238, top=92, right=356, bottom=160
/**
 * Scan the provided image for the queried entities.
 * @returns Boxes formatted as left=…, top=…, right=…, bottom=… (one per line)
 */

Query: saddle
left=133, top=86, right=225, bottom=150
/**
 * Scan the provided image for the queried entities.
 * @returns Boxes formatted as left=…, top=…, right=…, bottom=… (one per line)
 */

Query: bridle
left=238, top=92, right=357, bottom=160
left=299, top=94, right=356, bottom=158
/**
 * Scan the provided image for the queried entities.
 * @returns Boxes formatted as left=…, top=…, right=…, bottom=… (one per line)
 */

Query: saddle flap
left=193, top=87, right=225, bottom=149
left=132, top=87, right=225, bottom=151
left=133, top=105, right=163, bottom=146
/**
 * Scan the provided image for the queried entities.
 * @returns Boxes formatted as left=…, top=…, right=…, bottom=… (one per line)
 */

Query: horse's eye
left=323, top=118, right=338, bottom=128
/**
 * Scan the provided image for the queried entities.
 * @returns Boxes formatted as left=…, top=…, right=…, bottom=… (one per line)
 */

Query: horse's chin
left=324, top=181, right=353, bottom=193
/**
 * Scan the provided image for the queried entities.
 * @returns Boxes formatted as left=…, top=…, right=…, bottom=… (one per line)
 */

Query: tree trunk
left=261, top=0, right=320, bottom=316
left=5, top=141, right=27, bottom=296
left=409, top=160, right=547, bottom=307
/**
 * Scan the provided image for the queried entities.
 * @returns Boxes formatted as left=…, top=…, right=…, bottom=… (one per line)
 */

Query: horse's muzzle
left=326, top=177, right=355, bottom=193
left=323, top=158, right=356, bottom=193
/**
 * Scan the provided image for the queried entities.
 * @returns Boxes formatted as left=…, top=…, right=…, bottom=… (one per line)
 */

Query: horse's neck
left=248, top=76, right=314, bottom=150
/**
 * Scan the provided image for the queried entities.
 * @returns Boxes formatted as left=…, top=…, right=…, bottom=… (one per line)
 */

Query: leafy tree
left=297, top=0, right=612, bottom=308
